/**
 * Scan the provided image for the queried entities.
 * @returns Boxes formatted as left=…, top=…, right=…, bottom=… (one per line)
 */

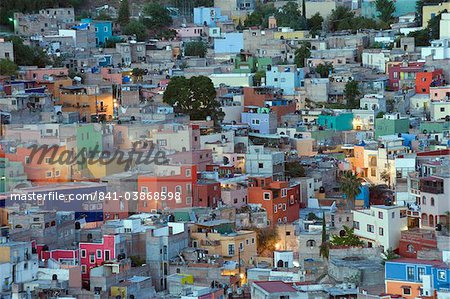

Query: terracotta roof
left=253, top=281, right=297, bottom=293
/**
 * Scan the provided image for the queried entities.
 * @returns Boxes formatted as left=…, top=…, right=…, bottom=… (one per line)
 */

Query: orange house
left=247, top=176, right=301, bottom=226
left=6, top=145, right=72, bottom=185
left=58, top=86, right=114, bottom=122
left=415, top=69, right=443, bottom=94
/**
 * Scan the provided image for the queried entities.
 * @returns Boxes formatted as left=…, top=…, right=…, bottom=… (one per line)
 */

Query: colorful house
left=247, top=176, right=301, bottom=226
left=375, top=113, right=410, bottom=138
left=387, top=62, right=425, bottom=91
left=385, top=258, right=450, bottom=299
left=415, top=69, right=444, bottom=94
left=317, top=112, right=354, bottom=131
left=79, top=235, right=120, bottom=286
left=81, top=19, right=113, bottom=47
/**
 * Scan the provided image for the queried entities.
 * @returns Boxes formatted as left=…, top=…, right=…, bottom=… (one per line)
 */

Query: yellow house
left=274, top=31, right=309, bottom=40
left=190, top=221, right=257, bottom=266
left=422, top=2, right=450, bottom=27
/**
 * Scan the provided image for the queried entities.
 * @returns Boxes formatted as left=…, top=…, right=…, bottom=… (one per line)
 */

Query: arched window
left=52, top=274, right=58, bottom=281
left=306, top=240, right=316, bottom=247
left=175, top=186, right=182, bottom=193
left=407, top=244, right=414, bottom=253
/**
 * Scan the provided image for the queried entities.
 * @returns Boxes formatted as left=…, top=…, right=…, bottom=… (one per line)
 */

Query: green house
left=317, top=113, right=354, bottom=131
left=374, top=114, right=410, bottom=138
left=233, top=52, right=272, bottom=73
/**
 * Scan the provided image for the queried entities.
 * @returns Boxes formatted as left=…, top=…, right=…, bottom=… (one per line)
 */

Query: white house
left=352, top=205, right=408, bottom=251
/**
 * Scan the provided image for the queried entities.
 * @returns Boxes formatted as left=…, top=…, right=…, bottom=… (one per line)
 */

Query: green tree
left=117, top=0, right=130, bottom=26
left=184, top=41, right=207, bottom=58
left=330, top=225, right=363, bottom=247
left=340, top=171, right=363, bottom=209
left=375, top=0, right=396, bottom=27
left=294, top=42, right=311, bottom=68
left=244, top=2, right=277, bottom=28
left=328, top=6, right=355, bottom=32
left=0, top=59, right=18, bottom=76
left=315, top=62, right=333, bottom=78
left=376, top=111, right=385, bottom=118
left=253, top=70, right=266, bottom=86
left=415, top=0, right=443, bottom=27
left=344, top=80, right=361, bottom=108
left=382, top=248, right=399, bottom=264
left=307, top=13, right=324, bottom=36
left=163, top=76, right=224, bottom=124
left=319, top=211, right=329, bottom=259
left=123, top=20, right=148, bottom=42
left=275, top=1, right=307, bottom=30
left=285, top=161, right=306, bottom=178
left=142, top=3, right=173, bottom=32
left=7, top=37, right=50, bottom=67
left=132, top=68, right=145, bottom=82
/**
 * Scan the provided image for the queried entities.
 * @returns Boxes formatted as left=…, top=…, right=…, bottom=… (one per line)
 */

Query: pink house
left=430, top=85, right=450, bottom=101
left=175, top=27, right=204, bottom=38
left=22, top=67, right=69, bottom=81
left=79, top=235, right=118, bottom=284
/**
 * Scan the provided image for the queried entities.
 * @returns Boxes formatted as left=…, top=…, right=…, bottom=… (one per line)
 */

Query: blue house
left=214, top=33, right=244, bottom=54
left=193, top=7, right=228, bottom=26
left=11, top=182, right=106, bottom=223
left=265, top=65, right=305, bottom=96
left=241, top=106, right=277, bottom=134
left=385, top=258, right=450, bottom=298
left=81, top=18, right=112, bottom=47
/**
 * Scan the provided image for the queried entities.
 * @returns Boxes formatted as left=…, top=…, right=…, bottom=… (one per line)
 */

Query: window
left=89, top=253, right=95, bottom=264
left=81, top=249, right=86, bottom=258
left=157, top=139, right=167, bottom=146
left=379, top=227, right=384, bottom=236
left=81, top=265, right=87, bottom=274
left=403, top=287, right=411, bottom=295
left=378, top=212, right=383, bottom=219
left=161, top=186, right=167, bottom=193
left=104, top=26, right=108, bottom=32
left=46, top=171, right=52, bottom=178
left=392, top=212, right=395, bottom=218
left=353, top=221, right=360, bottom=230
left=25, top=157, right=30, bottom=164
left=263, top=192, right=271, bottom=200
left=96, top=250, right=102, bottom=259
left=400, top=210, right=407, bottom=218
left=186, top=183, right=192, bottom=192
left=418, top=267, right=425, bottom=282
left=367, top=224, right=374, bottom=233
left=431, top=197, right=435, bottom=206
left=438, top=270, right=447, bottom=281
left=258, top=163, right=264, bottom=169
left=186, top=169, right=191, bottom=177
left=422, top=196, right=426, bottom=205
left=251, top=119, right=260, bottom=125
left=175, top=185, right=182, bottom=194
left=239, top=242, right=244, bottom=251
left=55, top=170, right=60, bottom=177
left=407, top=244, right=414, bottom=253
left=440, top=107, right=445, bottom=112
left=306, top=240, right=316, bottom=247
left=281, top=188, right=287, bottom=197
left=274, top=205, right=277, bottom=213
left=228, top=244, right=235, bottom=256
left=186, top=197, right=192, bottom=205
left=141, top=187, right=148, bottom=193
left=252, top=238, right=255, bottom=244
left=407, top=266, right=415, bottom=281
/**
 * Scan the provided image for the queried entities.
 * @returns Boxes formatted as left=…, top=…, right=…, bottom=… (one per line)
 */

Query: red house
left=387, top=61, right=425, bottom=91
left=79, top=235, right=119, bottom=285
left=247, top=176, right=301, bottom=226
left=243, top=87, right=296, bottom=122
left=398, top=229, right=437, bottom=258
left=415, top=69, right=444, bottom=94
left=137, top=165, right=198, bottom=212
left=196, top=179, right=221, bottom=208
left=37, top=246, right=79, bottom=265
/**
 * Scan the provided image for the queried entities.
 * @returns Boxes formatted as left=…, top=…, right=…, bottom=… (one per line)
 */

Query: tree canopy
left=294, top=42, right=311, bottom=68
left=340, top=171, right=363, bottom=209
left=244, top=2, right=277, bottom=28
left=142, top=3, right=173, bottom=33
left=253, top=227, right=279, bottom=256
left=6, top=37, right=50, bottom=67
left=285, top=161, right=306, bottom=178
left=315, top=62, right=334, bottom=78
left=375, top=0, right=396, bottom=27
left=117, top=0, right=130, bottom=26
left=330, top=226, right=363, bottom=247
left=0, top=59, right=19, bottom=76
left=307, top=13, right=324, bottom=36
left=328, top=6, right=381, bottom=32
left=184, top=41, right=208, bottom=58
left=344, top=80, right=361, bottom=109
left=123, top=20, right=148, bottom=42
left=163, top=76, right=224, bottom=124
left=275, top=1, right=307, bottom=30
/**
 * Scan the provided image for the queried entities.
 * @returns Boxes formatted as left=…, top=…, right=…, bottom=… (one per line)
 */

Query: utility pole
left=238, top=249, right=241, bottom=287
